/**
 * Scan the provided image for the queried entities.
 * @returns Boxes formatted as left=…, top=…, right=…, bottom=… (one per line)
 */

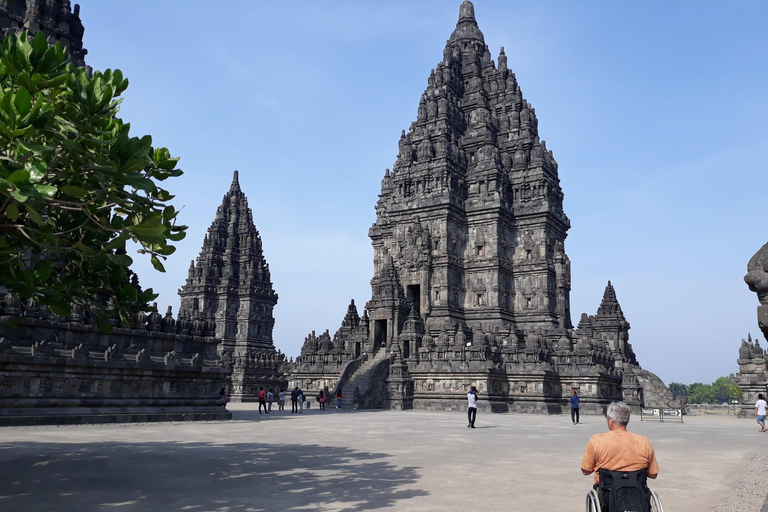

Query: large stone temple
left=290, top=1, right=669, bottom=413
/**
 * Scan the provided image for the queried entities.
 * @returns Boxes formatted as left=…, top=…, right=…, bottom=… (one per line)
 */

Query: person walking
left=570, top=388, right=580, bottom=425
left=756, top=393, right=767, bottom=432
left=278, top=389, right=286, bottom=411
left=291, top=387, right=299, bottom=413
left=318, top=390, right=326, bottom=410
left=336, top=390, right=343, bottom=409
left=298, top=388, right=305, bottom=413
left=467, top=386, right=478, bottom=428
left=219, top=387, right=228, bottom=409
left=267, top=388, right=274, bottom=412
left=258, top=387, right=269, bottom=414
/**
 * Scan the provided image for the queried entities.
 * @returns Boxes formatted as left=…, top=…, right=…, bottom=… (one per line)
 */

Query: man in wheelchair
left=581, top=401, right=660, bottom=512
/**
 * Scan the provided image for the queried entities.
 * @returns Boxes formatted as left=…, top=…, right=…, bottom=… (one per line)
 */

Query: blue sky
left=78, top=1, right=767, bottom=386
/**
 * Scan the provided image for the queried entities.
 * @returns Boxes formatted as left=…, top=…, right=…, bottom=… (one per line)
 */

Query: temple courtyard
left=0, top=406, right=765, bottom=512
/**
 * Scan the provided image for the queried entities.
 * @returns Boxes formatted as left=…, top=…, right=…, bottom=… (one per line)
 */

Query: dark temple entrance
left=374, top=319, right=387, bottom=350
left=406, top=284, right=421, bottom=315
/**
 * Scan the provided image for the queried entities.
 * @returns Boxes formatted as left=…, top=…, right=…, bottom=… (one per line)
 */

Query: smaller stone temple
left=735, top=242, right=768, bottom=416
left=178, top=171, right=288, bottom=401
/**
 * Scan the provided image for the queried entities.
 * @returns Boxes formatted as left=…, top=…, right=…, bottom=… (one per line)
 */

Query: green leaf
left=129, top=218, right=166, bottom=237
left=121, top=174, right=156, bottom=193
left=101, top=232, right=129, bottom=251
left=61, top=185, right=89, bottom=197
left=74, top=242, right=96, bottom=255
left=33, top=183, right=57, bottom=197
left=150, top=255, right=166, bottom=272
left=7, top=169, right=30, bottom=184
left=22, top=203, right=43, bottom=225
left=25, top=162, right=46, bottom=181
left=106, top=253, right=133, bottom=267
left=5, top=201, right=19, bottom=220
left=119, top=283, right=137, bottom=302
left=33, top=259, right=54, bottom=281
left=9, top=189, right=28, bottom=202
left=13, top=87, right=31, bottom=117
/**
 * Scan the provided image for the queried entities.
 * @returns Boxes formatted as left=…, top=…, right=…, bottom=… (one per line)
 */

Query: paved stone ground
left=0, top=404, right=765, bottom=511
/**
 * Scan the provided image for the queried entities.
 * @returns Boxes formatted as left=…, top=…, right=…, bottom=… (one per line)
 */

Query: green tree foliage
left=668, top=382, right=688, bottom=401
left=0, top=32, right=186, bottom=322
left=681, top=378, right=743, bottom=404
left=687, top=382, right=715, bottom=404
left=712, top=376, right=742, bottom=403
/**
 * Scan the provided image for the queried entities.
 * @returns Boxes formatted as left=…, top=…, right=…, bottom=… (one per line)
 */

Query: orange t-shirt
left=581, top=430, right=659, bottom=484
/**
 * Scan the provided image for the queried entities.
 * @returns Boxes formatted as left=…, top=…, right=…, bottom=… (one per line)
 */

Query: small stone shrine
left=735, top=242, right=768, bottom=416
left=178, top=171, right=288, bottom=401
left=290, top=1, right=671, bottom=413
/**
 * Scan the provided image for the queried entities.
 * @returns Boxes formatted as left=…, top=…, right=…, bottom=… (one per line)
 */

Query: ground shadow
left=0, top=440, right=426, bottom=512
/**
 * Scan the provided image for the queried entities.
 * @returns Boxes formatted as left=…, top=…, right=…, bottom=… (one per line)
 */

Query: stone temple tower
left=291, top=1, right=674, bottom=414
left=367, top=0, right=572, bottom=349
left=179, top=171, right=286, bottom=400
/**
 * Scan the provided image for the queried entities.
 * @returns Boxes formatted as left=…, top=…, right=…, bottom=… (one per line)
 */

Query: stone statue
left=745, top=242, right=768, bottom=339
left=745, top=242, right=768, bottom=305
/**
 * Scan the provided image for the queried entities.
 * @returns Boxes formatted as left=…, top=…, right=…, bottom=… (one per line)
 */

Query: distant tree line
left=667, top=377, right=742, bottom=404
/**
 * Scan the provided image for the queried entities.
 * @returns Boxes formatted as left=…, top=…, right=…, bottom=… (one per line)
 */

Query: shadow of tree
left=0, top=441, right=427, bottom=511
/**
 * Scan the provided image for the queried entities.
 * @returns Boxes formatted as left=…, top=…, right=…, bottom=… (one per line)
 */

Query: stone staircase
left=338, top=349, right=390, bottom=408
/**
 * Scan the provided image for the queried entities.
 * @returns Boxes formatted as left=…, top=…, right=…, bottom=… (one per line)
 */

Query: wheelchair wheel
left=585, top=488, right=601, bottom=512
left=649, top=488, right=663, bottom=512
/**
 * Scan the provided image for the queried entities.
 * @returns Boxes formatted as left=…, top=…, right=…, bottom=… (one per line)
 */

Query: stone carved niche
left=398, top=222, right=432, bottom=272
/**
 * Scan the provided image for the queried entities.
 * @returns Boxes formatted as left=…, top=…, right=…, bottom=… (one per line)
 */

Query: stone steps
left=340, top=350, right=389, bottom=407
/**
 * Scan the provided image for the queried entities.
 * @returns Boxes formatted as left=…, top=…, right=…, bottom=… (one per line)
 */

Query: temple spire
left=179, top=169, right=277, bottom=354
left=230, top=170, right=240, bottom=192
left=596, top=281, right=625, bottom=320
left=459, top=0, right=475, bottom=21
left=449, top=0, right=485, bottom=44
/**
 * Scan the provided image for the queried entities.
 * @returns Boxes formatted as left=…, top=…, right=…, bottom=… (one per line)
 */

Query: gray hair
left=606, top=401, right=630, bottom=427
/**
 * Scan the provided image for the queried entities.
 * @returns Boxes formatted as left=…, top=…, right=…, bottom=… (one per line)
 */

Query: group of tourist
left=216, top=387, right=344, bottom=413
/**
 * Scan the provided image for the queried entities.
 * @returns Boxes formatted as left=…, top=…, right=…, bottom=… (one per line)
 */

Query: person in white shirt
left=467, top=386, right=478, bottom=428
left=756, top=394, right=767, bottom=432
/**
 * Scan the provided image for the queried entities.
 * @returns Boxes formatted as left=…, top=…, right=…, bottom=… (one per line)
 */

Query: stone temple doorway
left=374, top=319, right=387, bottom=351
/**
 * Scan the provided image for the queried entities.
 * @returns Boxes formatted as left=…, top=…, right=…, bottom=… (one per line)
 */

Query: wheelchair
left=585, top=468, right=663, bottom=512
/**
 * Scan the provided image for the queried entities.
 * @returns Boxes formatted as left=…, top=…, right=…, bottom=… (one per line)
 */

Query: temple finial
left=459, top=1, right=475, bottom=21
left=230, top=170, right=240, bottom=191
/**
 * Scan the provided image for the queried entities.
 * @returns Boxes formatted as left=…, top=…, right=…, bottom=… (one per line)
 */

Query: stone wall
left=0, top=298, right=232, bottom=425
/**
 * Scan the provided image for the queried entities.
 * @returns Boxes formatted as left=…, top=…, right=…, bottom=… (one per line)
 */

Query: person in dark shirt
left=570, top=388, right=580, bottom=425
left=291, top=387, right=299, bottom=413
